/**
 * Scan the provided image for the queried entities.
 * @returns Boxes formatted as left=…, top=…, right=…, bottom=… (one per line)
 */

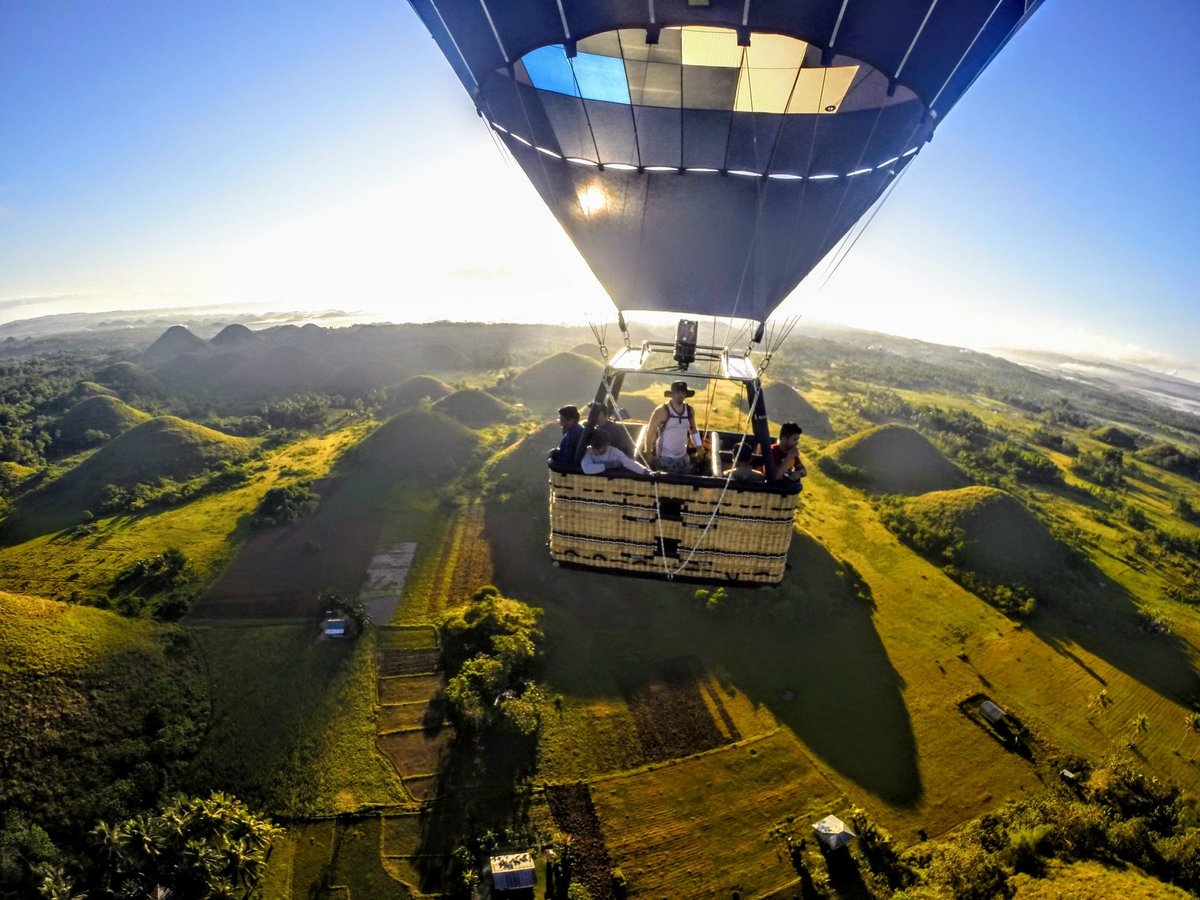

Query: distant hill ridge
left=210, top=323, right=261, bottom=347
left=143, top=324, right=206, bottom=361
left=822, top=424, right=968, bottom=494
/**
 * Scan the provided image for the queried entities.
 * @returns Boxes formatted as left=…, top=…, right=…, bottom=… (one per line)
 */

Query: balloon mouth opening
left=505, top=25, right=915, bottom=117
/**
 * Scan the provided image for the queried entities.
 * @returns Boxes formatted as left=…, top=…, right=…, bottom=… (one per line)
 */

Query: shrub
left=252, top=482, right=318, bottom=527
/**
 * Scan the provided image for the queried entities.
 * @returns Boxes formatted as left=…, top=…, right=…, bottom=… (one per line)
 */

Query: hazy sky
left=2, top=1, right=1197, bottom=378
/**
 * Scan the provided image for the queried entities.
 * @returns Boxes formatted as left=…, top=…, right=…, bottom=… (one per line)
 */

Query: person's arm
left=643, top=406, right=665, bottom=454
left=580, top=450, right=605, bottom=475
left=612, top=448, right=651, bottom=475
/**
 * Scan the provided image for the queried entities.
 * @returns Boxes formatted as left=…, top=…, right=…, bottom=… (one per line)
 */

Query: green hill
left=382, top=375, right=452, bottom=413
left=499, top=351, right=603, bottom=415
left=0, top=591, right=208, bottom=834
left=899, top=486, right=1063, bottom=583
left=55, top=395, right=151, bottom=449
left=64, top=416, right=251, bottom=488
left=142, top=324, right=206, bottom=362
left=210, top=322, right=261, bottom=348
left=6, top=417, right=252, bottom=537
left=432, top=388, right=517, bottom=428
left=94, top=361, right=164, bottom=397
left=738, top=381, right=834, bottom=439
left=352, top=407, right=482, bottom=478
left=1092, top=425, right=1139, bottom=450
left=822, top=424, right=969, bottom=494
left=66, top=380, right=118, bottom=401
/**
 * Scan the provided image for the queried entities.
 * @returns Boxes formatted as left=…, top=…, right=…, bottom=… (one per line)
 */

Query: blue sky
left=1, top=1, right=1197, bottom=378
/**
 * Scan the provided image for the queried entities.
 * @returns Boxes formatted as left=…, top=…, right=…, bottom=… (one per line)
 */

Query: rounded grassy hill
left=745, top=381, right=834, bottom=439
left=383, top=375, right=452, bottom=413
left=142, top=324, right=206, bottom=361
left=94, top=361, right=164, bottom=397
left=0, top=591, right=209, bottom=833
left=499, top=351, right=603, bottom=415
left=432, top=389, right=516, bottom=428
left=899, top=486, right=1063, bottom=583
left=210, top=322, right=261, bottom=348
left=352, top=407, right=482, bottom=478
left=821, top=424, right=969, bottom=494
left=5, top=418, right=253, bottom=538
left=56, top=395, right=151, bottom=449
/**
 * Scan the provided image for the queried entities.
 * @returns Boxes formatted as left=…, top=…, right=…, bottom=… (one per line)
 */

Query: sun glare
left=577, top=185, right=607, bottom=217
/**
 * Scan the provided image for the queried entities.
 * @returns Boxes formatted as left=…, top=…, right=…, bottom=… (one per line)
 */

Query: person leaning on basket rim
left=770, top=421, right=807, bottom=485
left=645, top=380, right=699, bottom=475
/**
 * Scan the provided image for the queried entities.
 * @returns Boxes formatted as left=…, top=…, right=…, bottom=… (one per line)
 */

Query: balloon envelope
left=408, top=0, right=1045, bottom=322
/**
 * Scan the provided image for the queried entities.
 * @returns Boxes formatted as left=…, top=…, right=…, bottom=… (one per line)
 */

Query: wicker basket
left=549, top=469, right=798, bottom=584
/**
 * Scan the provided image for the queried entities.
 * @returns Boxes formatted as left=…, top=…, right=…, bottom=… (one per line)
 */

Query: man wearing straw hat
left=645, top=380, right=700, bottom=475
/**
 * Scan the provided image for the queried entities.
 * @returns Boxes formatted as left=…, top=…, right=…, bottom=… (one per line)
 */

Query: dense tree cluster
left=899, top=757, right=1200, bottom=898
left=1073, top=449, right=1127, bottom=488
left=251, top=482, right=318, bottom=527
left=437, top=586, right=545, bottom=735
left=1138, top=443, right=1200, bottom=481
left=89, top=792, right=281, bottom=899
left=0, top=355, right=101, bottom=466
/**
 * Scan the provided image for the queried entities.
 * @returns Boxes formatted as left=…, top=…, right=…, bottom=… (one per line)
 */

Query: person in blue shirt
left=548, top=405, right=584, bottom=465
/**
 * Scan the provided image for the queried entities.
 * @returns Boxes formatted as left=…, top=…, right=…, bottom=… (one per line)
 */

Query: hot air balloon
left=406, top=0, right=1047, bottom=582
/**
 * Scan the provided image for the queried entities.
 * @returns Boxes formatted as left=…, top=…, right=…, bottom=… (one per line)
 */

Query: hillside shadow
left=411, top=731, right=538, bottom=894
left=1024, top=561, right=1199, bottom=705
left=483, top=485, right=923, bottom=807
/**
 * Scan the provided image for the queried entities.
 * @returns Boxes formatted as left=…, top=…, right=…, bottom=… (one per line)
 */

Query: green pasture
left=184, top=623, right=406, bottom=818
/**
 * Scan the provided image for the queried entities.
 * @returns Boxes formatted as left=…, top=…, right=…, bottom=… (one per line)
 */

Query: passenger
left=770, top=422, right=807, bottom=485
left=645, top=380, right=700, bottom=475
left=581, top=430, right=651, bottom=476
left=548, top=405, right=584, bottom=466
left=586, top=401, right=636, bottom=458
left=728, top=441, right=766, bottom=483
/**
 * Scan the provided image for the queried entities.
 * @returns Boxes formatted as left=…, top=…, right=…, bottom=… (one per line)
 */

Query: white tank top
left=657, top=402, right=692, bottom=458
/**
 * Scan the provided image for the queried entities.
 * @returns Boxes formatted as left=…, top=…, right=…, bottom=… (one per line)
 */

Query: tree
left=91, top=793, right=281, bottom=900
left=437, top=587, right=545, bottom=734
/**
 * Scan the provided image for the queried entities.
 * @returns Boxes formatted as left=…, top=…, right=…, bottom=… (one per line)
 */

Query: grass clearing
left=592, top=729, right=843, bottom=899
left=185, top=623, right=406, bottom=817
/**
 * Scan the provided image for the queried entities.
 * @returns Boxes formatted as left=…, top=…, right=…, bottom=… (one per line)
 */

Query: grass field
left=7, top=329, right=1200, bottom=898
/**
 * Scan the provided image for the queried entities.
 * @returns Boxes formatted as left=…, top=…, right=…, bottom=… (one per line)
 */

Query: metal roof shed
left=812, top=814, right=856, bottom=851
left=489, top=852, right=536, bottom=891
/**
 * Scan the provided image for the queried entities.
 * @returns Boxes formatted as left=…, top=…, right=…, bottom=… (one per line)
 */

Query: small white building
left=488, top=852, right=536, bottom=891
left=812, top=814, right=856, bottom=851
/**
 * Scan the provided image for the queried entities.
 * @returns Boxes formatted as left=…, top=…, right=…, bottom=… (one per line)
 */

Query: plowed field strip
left=377, top=649, right=439, bottom=677
left=442, top=503, right=494, bottom=610
left=622, top=656, right=728, bottom=762
left=546, top=783, right=615, bottom=900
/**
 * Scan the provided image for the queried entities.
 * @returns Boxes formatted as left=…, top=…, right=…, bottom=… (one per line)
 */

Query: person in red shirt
left=770, top=422, right=807, bottom=485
